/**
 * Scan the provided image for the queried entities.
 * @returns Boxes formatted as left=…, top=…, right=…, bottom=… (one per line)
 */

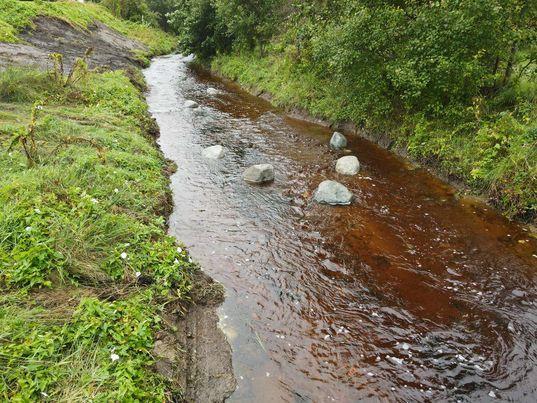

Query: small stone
left=488, top=391, right=497, bottom=398
left=202, top=145, right=225, bottom=159
left=313, top=180, right=353, bottom=205
left=207, top=87, right=219, bottom=95
left=330, top=132, right=347, bottom=150
left=336, top=156, right=360, bottom=175
left=184, top=100, right=199, bottom=109
left=389, top=356, right=404, bottom=365
left=243, top=164, right=275, bottom=184
left=512, top=289, right=526, bottom=298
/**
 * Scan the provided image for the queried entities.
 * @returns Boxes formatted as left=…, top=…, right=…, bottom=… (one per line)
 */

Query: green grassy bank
left=0, top=66, right=197, bottom=400
left=0, top=2, right=201, bottom=400
left=212, top=51, right=536, bottom=222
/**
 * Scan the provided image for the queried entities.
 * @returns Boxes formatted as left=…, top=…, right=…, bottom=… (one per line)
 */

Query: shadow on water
left=144, top=55, right=537, bottom=402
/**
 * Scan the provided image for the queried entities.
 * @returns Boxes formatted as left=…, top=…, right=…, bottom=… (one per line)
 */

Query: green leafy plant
left=49, top=48, right=94, bottom=88
left=6, top=101, right=43, bottom=167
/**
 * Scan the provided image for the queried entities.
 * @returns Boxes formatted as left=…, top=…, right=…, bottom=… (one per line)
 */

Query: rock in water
left=243, top=164, right=275, bottom=184
left=184, top=100, right=199, bottom=109
left=313, top=180, right=353, bottom=205
left=336, top=156, right=360, bottom=175
left=202, top=145, right=225, bottom=159
left=330, top=132, right=347, bottom=150
left=207, top=87, right=219, bottom=95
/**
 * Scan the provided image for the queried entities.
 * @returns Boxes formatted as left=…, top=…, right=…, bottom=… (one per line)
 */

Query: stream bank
left=0, top=8, right=234, bottom=401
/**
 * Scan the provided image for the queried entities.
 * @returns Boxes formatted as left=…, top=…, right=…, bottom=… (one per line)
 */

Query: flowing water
left=144, top=55, right=537, bottom=402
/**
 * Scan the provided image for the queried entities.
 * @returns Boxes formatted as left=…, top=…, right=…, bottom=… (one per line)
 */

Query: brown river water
left=144, top=55, right=537, bottom=402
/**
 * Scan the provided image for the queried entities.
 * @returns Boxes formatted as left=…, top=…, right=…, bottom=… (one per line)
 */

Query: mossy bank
left=0, top=1, right=234, bottom=401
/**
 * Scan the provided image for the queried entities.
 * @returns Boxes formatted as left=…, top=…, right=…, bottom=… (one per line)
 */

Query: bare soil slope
left=0, top=16, right=147, bottom=70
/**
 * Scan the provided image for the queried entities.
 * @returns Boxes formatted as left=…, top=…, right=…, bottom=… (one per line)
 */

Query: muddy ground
left=155, top=273, right=236, bottom=402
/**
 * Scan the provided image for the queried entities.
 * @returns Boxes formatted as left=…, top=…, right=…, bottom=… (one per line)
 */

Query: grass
left=0, top=0, right=176, bottom=55
left=0, top=66, right=195, bottom=401
left=212, top=51, right=537, bottom=221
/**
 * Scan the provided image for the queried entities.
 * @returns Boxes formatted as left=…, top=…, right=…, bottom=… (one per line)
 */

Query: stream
left=144, top=55, right=537, bottom=402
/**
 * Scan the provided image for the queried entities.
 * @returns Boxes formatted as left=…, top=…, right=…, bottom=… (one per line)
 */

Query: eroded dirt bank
left=0, top=16, right=146, bottom=70
left=154, top=273, right=236, bottom=402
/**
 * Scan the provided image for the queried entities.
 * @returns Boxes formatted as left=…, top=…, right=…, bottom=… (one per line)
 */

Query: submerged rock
left=202, top=145, right=225, bottom=159
left=313, top=180, right=353, bottom=205
left=207, top=87, right=219, bottom=95
left=243, top=164, right=275, bottom=184
left=184, top=100, right=199, bottom=109
left=330, top=132, right=347, bottom=150
left=336, top=156, right=360, bottom=175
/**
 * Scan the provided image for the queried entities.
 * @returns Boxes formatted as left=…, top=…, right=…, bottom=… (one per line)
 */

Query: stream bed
left=144, top=55, right=537, bottom=402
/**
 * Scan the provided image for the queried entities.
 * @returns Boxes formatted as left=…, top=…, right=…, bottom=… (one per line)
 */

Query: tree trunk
left=502, top=43, right=517, bottom=86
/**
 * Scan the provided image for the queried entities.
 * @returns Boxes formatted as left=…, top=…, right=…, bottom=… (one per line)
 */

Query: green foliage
left=99, top=0, right=158, bottom=25
left=167, top=0, right=231, bottom=59
left=0, top=68, right=56, bottom=102
left=167, top=0, right=283, bottom=58
left=0, top=293, right=169, bottom=401
left=0, top=66, right=196, bottom=398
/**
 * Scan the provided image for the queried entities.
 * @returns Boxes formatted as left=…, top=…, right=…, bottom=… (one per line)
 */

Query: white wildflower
left=177, top=247, right=183, bottom=253
left=110, top=353, right=120, bottom=362
left=114, top=188, right=119, bottom=193
left=120, top=252, right=127, bottom=260
left=135, top=271, right=141, bottom=278
left=34, top=208, right=41, bottom=214
left=25, top=226, right=32, bottom=232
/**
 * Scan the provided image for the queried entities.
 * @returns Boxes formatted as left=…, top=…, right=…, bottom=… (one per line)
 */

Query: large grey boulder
left=330, top=132, right=347, bottom=150
left=184, top=100, right=199, bottom=109
left=313, top=180, right=353, bottom=205
left=336, top=156, right=360, bottom=175
left=243, top=164, right=275, bottom=184
left=202, top=145, right=225, bottom=159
